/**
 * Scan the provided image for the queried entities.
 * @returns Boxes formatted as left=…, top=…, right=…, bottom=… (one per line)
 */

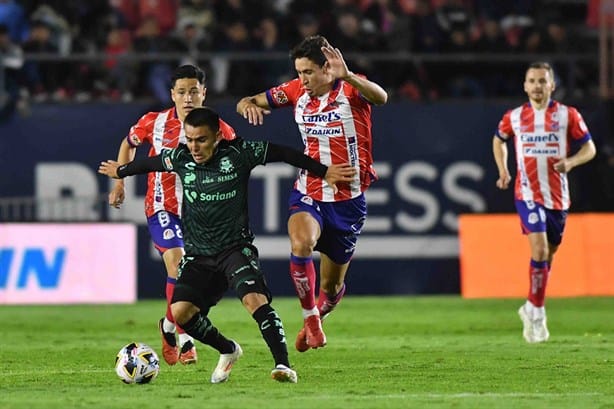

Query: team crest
left=273, top=90, right=288, bottom=105
left=129, top=128, right=142, bottom=146
left=219, top=157, right=234, bottom=173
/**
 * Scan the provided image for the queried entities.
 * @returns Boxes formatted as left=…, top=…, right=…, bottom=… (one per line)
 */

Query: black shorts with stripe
left=172, top=243, right=272, bottom=312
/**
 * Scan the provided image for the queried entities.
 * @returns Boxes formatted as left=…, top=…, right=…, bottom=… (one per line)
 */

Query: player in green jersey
left=99, top=107, right=355, bottom=384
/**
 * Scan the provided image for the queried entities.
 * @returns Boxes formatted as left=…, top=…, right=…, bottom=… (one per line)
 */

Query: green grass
left=1, top=296, right=613, bottom=409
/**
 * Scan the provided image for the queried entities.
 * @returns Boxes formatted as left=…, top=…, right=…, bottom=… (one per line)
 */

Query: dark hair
left=527, top=62, right=555, bottom=83
left=289, top=35, right=330, bottom=67
left=184, top=106, right=219, bottom=132
left=171, top=64, right=206, bottom=88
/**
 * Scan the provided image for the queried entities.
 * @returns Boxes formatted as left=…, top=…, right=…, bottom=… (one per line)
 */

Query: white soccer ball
left=114, top=342, right=160, bottom=384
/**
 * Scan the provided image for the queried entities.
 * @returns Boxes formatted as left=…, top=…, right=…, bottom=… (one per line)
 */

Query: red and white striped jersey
left=265, top=77, right=377, bottom=202
left=126, top=107, right=236, bottom=217
left=496, top=100, right=591, bottom=210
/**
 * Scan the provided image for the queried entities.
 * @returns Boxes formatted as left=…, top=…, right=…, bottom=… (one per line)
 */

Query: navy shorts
left=288, top=189, right=367, bottom=264
left=147, top=211, right=184, bottom=254
left=514, top=199, right=568, bottom=246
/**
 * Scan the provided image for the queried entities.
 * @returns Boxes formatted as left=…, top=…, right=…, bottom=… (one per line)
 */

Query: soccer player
left=235, top=35, right=388, bottom=352
left=107, top=65, right=236, bottom=366
left=492, top=61, right=596, bottom=343
left=99, top=107, right=356, bottom=383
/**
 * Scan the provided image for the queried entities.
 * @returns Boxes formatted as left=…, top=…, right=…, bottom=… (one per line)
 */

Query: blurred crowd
left=0, top=0, right=601, bottom=115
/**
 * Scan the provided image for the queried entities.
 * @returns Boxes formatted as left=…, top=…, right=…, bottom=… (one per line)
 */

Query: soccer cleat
left=158, top=318, right=179, bottom=365
left=179, top=340, right=198, bottom=365
left=295, top=326, right=310, bottom=352
left=304, top=315, right=326, bottom=349
left=210, top=340, right=243, bottom=384
left=532, top=315, right=550, bottom=343
left=518, top=304, right=550, bottom=343
left=271, top=364, right=298, bottom=383
left=518, top=305, right=533, bottom=343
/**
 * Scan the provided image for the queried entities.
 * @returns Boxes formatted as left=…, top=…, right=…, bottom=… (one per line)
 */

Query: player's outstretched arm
left=236, top=92, right=272, bottom=126
left=99, top=156, right=166, bottom=179
left=265, top=143, right=356, bottom=193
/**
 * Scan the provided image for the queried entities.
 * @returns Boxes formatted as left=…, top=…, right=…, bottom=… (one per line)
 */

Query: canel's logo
left=0, top=248, right=66, bottom=289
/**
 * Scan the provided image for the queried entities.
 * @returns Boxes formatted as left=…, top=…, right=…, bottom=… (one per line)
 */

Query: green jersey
left=160, top=138, right=268, bottom=256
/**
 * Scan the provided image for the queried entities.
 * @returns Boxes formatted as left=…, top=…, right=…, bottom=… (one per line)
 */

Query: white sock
left=302, top=307, right=319, bottom=320
left=162, top=318, right=176, bottom=334
left=178, top=333, right=193, bottom=347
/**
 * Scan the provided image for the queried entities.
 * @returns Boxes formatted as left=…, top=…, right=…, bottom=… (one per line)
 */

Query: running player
left=108, top=65, right=236, bottom=365
left=492, top=61, right=596, bottom=343
left=236, top=35, right=388, bottom=352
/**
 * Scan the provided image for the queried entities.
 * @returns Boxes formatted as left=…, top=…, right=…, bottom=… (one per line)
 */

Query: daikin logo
left=0, top=247, right=66, bottom=289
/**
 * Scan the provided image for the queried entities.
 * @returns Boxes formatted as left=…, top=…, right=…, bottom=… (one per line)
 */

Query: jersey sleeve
left=126, top=112, right=155, bottom=147
left=238, top=138, right=269, bottom=169
left=160, top=145, right=191, bottom=172
left=219, top=118, right=237, bottom=141
left=495, top=110, right=513, bottom=141
left=265, top=78, right=302, bottom=108
left=567, top=107, right=591, bottom=144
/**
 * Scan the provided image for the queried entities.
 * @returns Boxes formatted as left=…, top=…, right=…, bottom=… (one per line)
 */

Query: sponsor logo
left=523, top=145, right=560, bottom=156
left=197, top=190, right=237, bottom=202
left=300, top=196, right=314, bottom=206
left=304, top=125, right=343, bottom=136
left=539, top=208, right=546, bottom=222
left=302, top=111, right=342, bottom=123
left=519, top=133, right=560, bottom=143
left=164, top=157, right=173, bottom=170
left=163, top=228, right=175, bottom=240
left=528, top=212, right=539, bottom=224
left=157, top=211, right=170, bottom=227
left=217, top=172, right=237, bottom=182
left=183, top=172, right=196, bottom=185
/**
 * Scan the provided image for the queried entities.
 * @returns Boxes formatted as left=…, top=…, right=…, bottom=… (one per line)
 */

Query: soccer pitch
left=1, top=296, right=612, bottom=409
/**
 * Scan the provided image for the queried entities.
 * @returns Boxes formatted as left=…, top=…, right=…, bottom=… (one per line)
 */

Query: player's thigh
left=172, top=256, right=228, bottom=313
left=288, top=190, right=322, bottom=244
left=218, top=243, right=271, bottom=302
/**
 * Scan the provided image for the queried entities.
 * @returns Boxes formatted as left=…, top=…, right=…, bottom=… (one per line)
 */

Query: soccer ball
left=114, top=342, right=160, bottom=384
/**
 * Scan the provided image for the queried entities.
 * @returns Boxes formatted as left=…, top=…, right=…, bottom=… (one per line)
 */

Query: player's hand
left=324, top=164, right=356, bottom=194
left=553, top=158, right=573, bottom=173
left=242, top=103, right=271, bottom=126
left=322, top=45, right=350, bottom=80
left=108, top=178, right=126, bottom=208
left=99, top=160, right=122, bottom=182
left=495, top=172, right=511, bottom=190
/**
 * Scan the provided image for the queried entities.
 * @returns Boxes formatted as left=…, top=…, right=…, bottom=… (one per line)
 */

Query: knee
left=533, top=244, right=550, bottom=261
left=289, top=233, right=317, bottom=256
left=241, top=293, right=268, bottom=315
left=170, top=303, right=191, bottom=326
